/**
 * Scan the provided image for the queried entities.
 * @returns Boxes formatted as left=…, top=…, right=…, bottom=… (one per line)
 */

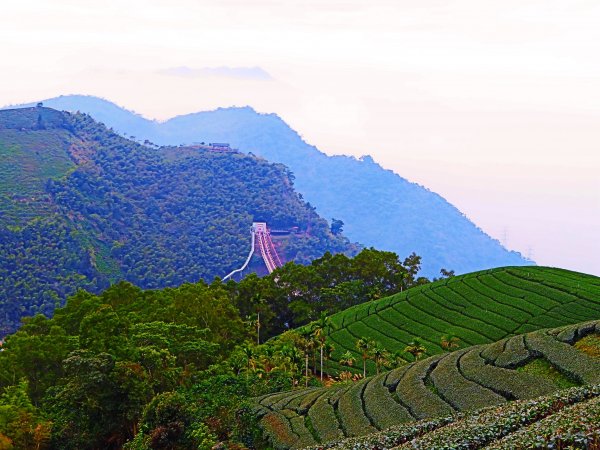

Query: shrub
left=486, top=390, right=600, bottom=449
left=289, top=416, right=317, bottom=448
left=294, top=388, right=327, bottom=414
left=479, top=337, right=508, bottom=363
left=305, top=385, right=600, bottom=450
left=260, top=412, right=298, bottom=449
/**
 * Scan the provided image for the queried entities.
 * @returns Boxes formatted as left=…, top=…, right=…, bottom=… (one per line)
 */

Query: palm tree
left=252, top=294, right=267, bottom=345
left=296, top=330, right=313, bottom=387
left=371, top=345, right=390, bottom=375
left=440, top=334, right=460, bottom=352
left=356, top=338, right=375, bottom=378
left=340, top=351, right=356, bottom=367
left=260, top=345, right=276, bottom=373
left=404, top=338, right=427, bottom=361
left=323, top=341, right=335, bottom=380
left=241, top=345, right=255, bottom=375
left=338, top=371, right=353, bottom=382
left=312, top=312, right=330, bottom=381
left=278, top=344, right=303, bottom=388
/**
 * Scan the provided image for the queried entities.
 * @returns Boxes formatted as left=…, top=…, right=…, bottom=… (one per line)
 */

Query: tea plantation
left=316, top=266, right=600, bottom=374
left=311, top=384, right=600, bottom=449
left=255, top=320, right=600, bottom=448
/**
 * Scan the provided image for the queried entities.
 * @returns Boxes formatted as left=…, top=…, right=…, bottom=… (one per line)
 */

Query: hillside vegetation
left=0, top=248, right=436, bottom=449
left=313, top=266, right=600, bottom=374
left=255, top=320, right=600, bottom=449
left=0, top=106, right=356, bottom=335
left=13, top=95, right=532, bottom=277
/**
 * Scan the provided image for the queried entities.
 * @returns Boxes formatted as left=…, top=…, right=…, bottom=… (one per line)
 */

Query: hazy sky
left=1, top=0, right=599, bottom=274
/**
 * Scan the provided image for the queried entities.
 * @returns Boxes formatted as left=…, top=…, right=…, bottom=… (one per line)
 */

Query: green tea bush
left=399, top=384, right=600, bottom=449
left=395, top=356, right=453, bottom=419
left=462, top=278, right=531, bottom=323
left=294, top=389, right=327, bottom=414
left=491, top=271, right=561, bottom=310
left=494, top=335, right=531, bottom=368
left=477, top=275, right=546, bottom=315
left=487, top=391, right=600, bottom=449
left=460, top=348, right=556, bottom=399
left=260, top=411, right=298, bottom=449
left=429, top=349, right=505, bottom=411
left=377, top=308, right=430, bottom=344
left=480, top=338, right=508, bottom=363
left=383, top=364, right=411, bottom=390
left=525, top=332, right=600, bottom=384
left=305, top=385, right=600, bottom=450
left=308, top=394, right=344, bottom=443
left=304, top=416, right=455, bottom=450
left=363, top=373, right=413, bottom=429
left=289, top=416, right=317, bottom=447
left=272, top=390, right=313, bottom=410
left=337, top=379, right=375, bottom=437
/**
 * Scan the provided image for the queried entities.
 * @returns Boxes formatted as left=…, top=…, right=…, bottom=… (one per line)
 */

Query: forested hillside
left=0, top=106, right=357, bottom=335
left=0, top=249, right=435, bottom=449
left=14, top=95, right=533, bottom=276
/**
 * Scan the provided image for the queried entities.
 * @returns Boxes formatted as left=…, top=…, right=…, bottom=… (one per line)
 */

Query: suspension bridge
left=223, top=222, right=283, bottom=281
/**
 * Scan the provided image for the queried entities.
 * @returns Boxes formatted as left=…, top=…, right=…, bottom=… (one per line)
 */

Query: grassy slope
left=256, top=320, right=600, bottom=449
left=317, top=266, right=600, bottom=374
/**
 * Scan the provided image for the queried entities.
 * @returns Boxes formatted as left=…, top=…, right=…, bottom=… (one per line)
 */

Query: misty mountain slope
left=0, top=106, right=356, bottom=335
left=19, top=95, right=531, bottom=276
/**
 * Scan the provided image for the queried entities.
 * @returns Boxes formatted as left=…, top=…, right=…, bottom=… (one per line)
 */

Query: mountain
left=255, top=319, right=600, bottom=448
left=12, top=95, right=532, bottom=277
left=0, top=106, right=357, bottom=335
left=302, top=265, right=600, bottom=373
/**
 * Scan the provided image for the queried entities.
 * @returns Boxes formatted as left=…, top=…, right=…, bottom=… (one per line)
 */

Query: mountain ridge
left=10, top=95, right=532, bottom=276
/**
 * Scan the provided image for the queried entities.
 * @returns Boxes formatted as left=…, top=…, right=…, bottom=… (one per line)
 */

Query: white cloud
left=158, top=66, right=273, bottom=80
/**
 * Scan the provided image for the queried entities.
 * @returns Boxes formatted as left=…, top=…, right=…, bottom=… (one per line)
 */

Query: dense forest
left=0, top=248, right=431, bottom=449
left=0, top=106, right=357, bottom=335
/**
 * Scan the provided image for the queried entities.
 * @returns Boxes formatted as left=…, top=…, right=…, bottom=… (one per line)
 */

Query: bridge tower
left=223, top=222, right=284, bottom=280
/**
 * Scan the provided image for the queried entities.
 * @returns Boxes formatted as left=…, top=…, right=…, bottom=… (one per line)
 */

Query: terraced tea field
left=310, top=384, right=600, bottom=449
left=316, top=266, right=600, bottom=374
left=255, top=320, right=600, bottom=449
